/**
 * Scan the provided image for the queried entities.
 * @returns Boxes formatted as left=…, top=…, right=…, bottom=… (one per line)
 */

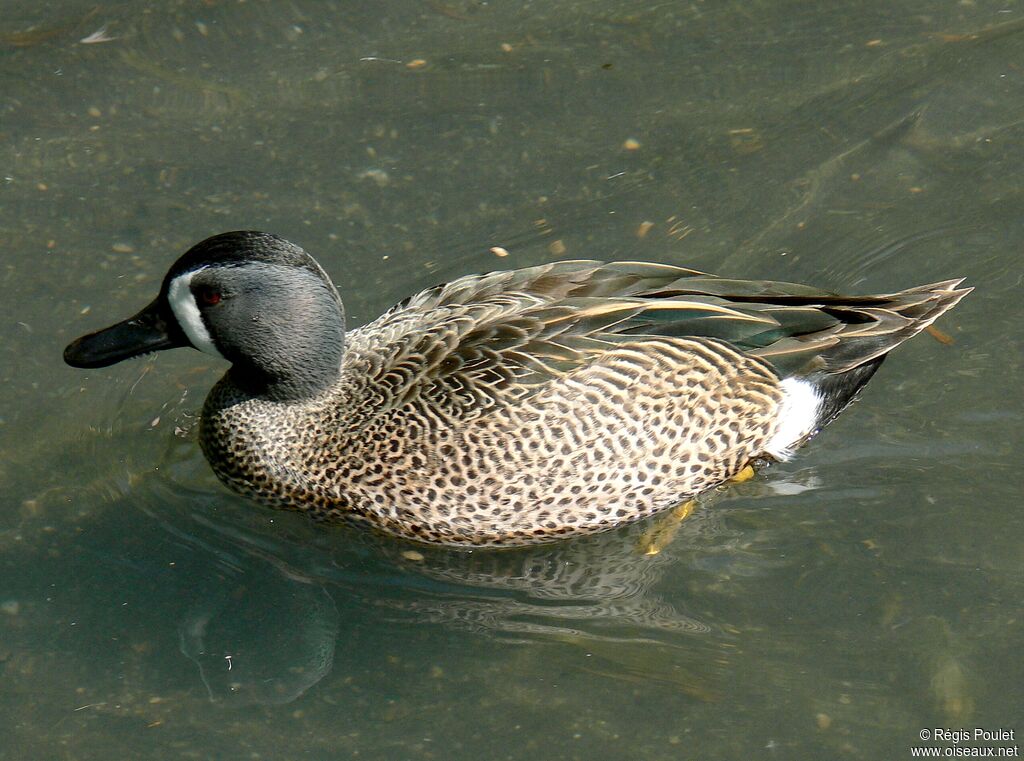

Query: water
left=2, top=1, right=1022, bottom=758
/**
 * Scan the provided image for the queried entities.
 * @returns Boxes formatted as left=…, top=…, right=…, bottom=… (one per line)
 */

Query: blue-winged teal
left=65, top=231, right=970, bottom=546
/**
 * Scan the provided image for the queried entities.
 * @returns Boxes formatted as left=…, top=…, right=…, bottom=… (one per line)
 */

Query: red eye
left=197, top=287, right=222, bottom=306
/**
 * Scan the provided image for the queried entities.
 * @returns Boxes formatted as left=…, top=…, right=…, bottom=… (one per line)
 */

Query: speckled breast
left=199, top=339, right=783, bottom=547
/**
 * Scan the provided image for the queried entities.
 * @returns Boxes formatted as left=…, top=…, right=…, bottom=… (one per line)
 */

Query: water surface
left=2, top=1, right=1022, bottom=759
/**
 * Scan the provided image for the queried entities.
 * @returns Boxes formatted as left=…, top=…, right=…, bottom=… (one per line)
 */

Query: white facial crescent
left=167, top=268, right=224, bottom=359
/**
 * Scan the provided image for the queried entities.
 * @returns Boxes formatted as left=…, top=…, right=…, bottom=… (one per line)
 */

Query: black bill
left=64, top=297, right=188, bottom=369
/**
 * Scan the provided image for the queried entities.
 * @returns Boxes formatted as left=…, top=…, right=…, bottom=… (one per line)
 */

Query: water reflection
left=124, top=435, right=837, bottom=706
left=178, top=573, right=339, bottom=706
left=138, top=463, right=736, bottom=706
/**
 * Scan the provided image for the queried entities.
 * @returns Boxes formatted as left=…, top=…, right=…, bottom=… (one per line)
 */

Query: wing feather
left=343, top=261, right=969, bottom=420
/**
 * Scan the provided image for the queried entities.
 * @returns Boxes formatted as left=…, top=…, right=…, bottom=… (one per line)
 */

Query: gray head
left=64, top=231, right=347, bottom=401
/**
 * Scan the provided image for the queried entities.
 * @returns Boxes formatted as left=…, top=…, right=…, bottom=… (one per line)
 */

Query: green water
left=2, top=1, right=1022, bottom=759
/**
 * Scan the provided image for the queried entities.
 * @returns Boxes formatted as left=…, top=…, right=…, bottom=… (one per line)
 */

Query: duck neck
left=224, top=312, right=346, bottom=403
left=228, top=344, right=343, bottom=402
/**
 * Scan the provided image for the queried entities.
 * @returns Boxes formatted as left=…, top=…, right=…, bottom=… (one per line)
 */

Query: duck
left=64, top=231, right=970, bottom=547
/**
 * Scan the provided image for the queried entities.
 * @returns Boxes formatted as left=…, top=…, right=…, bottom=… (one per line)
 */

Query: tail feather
left=798, top=280, right=971, bottom=431
left=815, top=282, right=972, bottom=373
left=749, top=281, right=972, bottom=377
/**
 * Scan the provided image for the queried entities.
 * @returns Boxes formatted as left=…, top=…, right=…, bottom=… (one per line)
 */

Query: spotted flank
left=64, top=231, right=971, bottom=546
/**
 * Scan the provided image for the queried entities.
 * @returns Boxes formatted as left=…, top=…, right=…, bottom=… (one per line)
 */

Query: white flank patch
left=167, top=269, right=223, bottom=358
left=764, top=377, right=822, bottom=460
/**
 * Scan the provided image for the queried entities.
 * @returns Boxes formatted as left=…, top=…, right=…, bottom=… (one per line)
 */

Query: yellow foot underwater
left=635, top=464, right=758, bottom=556
left=728, top=464, right=757, bottom=485
left=636, top=499, right=697, bottom=556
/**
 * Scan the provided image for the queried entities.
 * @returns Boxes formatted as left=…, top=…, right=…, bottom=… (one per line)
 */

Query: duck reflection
left=142, top=462, right=757, bottom=706
left=177, top=574, right=339, bottom=706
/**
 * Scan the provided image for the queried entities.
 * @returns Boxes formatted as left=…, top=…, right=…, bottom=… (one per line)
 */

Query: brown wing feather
left=345, top=262, right=970, bottom=422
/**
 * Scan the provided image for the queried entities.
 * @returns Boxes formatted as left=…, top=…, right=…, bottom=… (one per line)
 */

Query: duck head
left=64, top=231, right=347, bottom=401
